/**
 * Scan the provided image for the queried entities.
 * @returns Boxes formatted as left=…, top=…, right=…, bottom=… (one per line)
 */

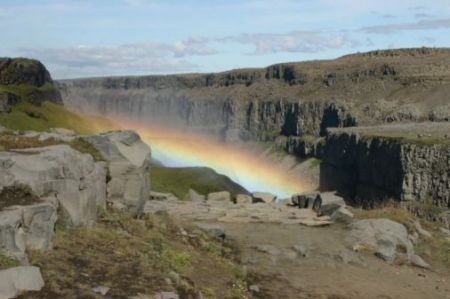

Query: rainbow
left=98, top=118, right=311, bottom=198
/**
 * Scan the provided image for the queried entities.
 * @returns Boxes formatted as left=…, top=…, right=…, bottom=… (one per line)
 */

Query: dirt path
left=219, top=222, right=450, bottom=299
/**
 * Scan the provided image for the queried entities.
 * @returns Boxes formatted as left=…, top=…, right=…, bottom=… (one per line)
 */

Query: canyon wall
left=59, top=48, right=450, bottom=142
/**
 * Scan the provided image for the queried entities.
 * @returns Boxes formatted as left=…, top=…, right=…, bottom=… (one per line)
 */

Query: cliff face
left=59, top=48, right=450, bottom=142
left=320, top=125, right=450, bottom=216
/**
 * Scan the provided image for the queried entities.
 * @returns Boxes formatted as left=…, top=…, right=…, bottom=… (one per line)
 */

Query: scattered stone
left=0, top=266, right=44, bottom=299
left=235, top=194, right=252, bottom=204
left=195, top=223, right=225, bottom=240
left=414, top=221, right=432, bottom=238
left=330, top=206, right=354, bottom=224
left=153, top=291, right=179, bottom=299
left=252, top=192, right=276, bottom=203
left=92, top=286, right=110, bottom=295
left=292, top=245, right=308, bottom=257
left=254, top=244, right=281, bottom=256
left=318, top=192, right=346, bottom=215
left=150, top=192, right=178, bottom=201
left=411, top=254, right=431, bottom=269
left=185, top=189, right=205, bottom=202
left=249, top=284, right=260, bottom=293
left=207, top=191, right=231, bottom=202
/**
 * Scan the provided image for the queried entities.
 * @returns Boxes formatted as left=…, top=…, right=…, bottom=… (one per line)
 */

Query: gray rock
left=334, top=248, right=359, bottom=264
left=0, top=145, right=106, bottom=227
left=235, top=194, right=252, bottom=204
left=318, top=192, right=346, bottom=215
left=185, top=189, right=205, bottom=202
left=292, top=245, right=308, bottom=257
left=153, top=292, right=179, bottom=299
left=254, top=244, right=280, bottom=256
left=207, top=191, right=230, bottom=202
left=195, top=223, right=225, bottom=240
left=414, top=221, right=432, bottom=238
left=252, top=192, right=276, bottom=203
left=92, top=285, right=110, bottom=295
left=411, top=254, right=431, bottom=269
left=83, top=130, right=151, bottom=215
left=0, top=266, right=44, bottom=299
left=330, top=206, right=354, bottom=224
left=348, top=219, right=414, bottom=263
left=249, top=284, right=260, bottom=293
left=0, top=203, right=57, bottom=259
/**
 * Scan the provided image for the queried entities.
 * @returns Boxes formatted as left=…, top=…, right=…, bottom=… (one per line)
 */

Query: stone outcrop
left=320, top=126, right=450, bottom=215
left=0, top=145, right=106, bottom=227
left=0, top=203, right=57, bottom=259
left=0, top=266, right=44, bottom=299
left=83, top=130, right=151, bottom=215
left=0, top=93, right=18, bottom=113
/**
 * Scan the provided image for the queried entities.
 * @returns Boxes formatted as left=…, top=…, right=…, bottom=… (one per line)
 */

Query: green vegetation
left=151, top=166, right=249, bottom=199
left=0, top=253, right=20, bottom=270
left=24, top=208, right=249, bottom=298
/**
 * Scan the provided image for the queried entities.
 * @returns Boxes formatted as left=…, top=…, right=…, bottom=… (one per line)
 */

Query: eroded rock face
left=0, top=203, right=57, bottom=259
left=83, top=130, right=151, bottom=215
left=0, top=145, right=106, bottom=227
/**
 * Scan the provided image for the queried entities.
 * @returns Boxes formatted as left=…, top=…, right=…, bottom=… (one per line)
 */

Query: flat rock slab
left=144, top=199, right=331, bottom=226
left=0, top=266, right=44, bottom=299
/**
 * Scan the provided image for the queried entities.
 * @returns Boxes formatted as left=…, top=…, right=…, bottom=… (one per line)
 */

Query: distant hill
left=150, top=166, right=249, bottom=199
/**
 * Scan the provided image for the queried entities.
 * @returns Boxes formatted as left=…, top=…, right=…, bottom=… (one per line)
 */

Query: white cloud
left=19, top=39, right=217, bottom=79
left=221, top=31, right=360, bottom=55
left=361, top=18, right=450, bottom=34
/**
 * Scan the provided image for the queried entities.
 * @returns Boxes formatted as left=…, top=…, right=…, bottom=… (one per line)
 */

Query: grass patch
left=0, top=100, right=115, bottom=134
left=350, top=202, right=416, bottom=232
left=22, top=208, right=249, bottom=298
left=151, top=166, right=249, bottom=199
left=415, top=229, right=450, bottom=269
left=0, top=253, right=21, bottom=270
left=310, top=158, right=322, bottom=168
left=0, top=183, right=41, bottom=211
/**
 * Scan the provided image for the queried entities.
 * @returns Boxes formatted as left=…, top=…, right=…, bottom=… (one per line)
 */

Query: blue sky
left=1, top=0, right=449, bottom=79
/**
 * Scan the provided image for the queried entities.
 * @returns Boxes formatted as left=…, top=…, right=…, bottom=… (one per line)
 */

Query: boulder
left=207, top=191, right=230, bottom=202
left=330, top=206, right=354, bottom=224
left=235, top=194, right=252, bottom=204
left=195, top=223, right=225, bottom=240
left=83, top=130, right=151, bottom=215
left=317, top=192, right=346, bottom=215
left=0, top=266, right=44, bottom=299
left=0, top=145, right=105, bottom=227
left=185, top=189, right=205, bottom=202
left=348, top=219, right=414, bottom=263
left=291, top=191, right=321, bottom=209
left=252, top=192, right=276, bottom=203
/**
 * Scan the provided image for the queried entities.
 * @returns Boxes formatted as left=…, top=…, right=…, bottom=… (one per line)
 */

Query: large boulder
left=316, top=192, right=346, bottom=215
left=83, top=131, right=151, bottom=215
left=348, top=219, right=414, bottom=262
left=207, top=191, right=231, bottom=202
left=0, top=266, right=44, bottom=299
left=0, top=145, right=106, bottom=227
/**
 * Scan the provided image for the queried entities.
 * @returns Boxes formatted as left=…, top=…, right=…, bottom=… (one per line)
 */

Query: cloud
left=220, top=31, right=360, bottom=55
left=19, top=39, right=217, bottom=79
left=361, top=18, right=450, bottom=34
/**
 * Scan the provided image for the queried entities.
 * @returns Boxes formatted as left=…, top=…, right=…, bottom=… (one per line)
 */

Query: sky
left=0, top=0, right=449, bottom=79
